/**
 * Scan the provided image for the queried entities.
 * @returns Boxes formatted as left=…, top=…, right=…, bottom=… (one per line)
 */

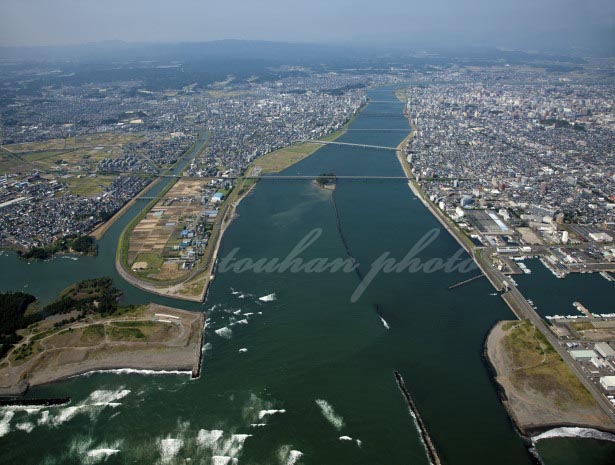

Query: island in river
left=486, top=320, right=615, bottom=435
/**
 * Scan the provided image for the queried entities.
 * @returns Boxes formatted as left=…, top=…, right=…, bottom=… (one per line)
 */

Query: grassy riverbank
left=248, top=104, right=365, bottom=175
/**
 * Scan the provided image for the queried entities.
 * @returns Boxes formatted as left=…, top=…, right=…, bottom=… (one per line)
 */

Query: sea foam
left=532, top=427, right=615, bottom=443
left=315, top=399, right=345, bottom=430
left=215, top=327, right=233, bottom=339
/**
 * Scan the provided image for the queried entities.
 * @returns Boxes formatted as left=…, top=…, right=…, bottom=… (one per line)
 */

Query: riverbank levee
left=395, top=84, right=615, bottom=429
left=115, top=105, right=365, bottom=302
left=486, top=321, right=615, bottom=434
left=0, top=303, right=204, bottom=392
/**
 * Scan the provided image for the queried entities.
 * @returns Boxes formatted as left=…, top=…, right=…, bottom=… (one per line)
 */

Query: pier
left=448, top=273, right=484, bottom=289
left=394, top=371, right=442, bottom=465
left=192, top=314, right=206, bottom=379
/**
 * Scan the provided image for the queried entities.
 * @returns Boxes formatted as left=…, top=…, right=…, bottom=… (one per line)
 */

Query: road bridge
left=357, top=112, right=405, bottom=118
left=344, top=128, right=409, bottom=132
left=302, top=140, right=399, bottom=151
left=367, top=100, right=404, bottom=104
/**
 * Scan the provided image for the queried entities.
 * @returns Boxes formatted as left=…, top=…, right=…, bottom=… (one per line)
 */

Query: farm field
left=0, top=132, right=146, bottom=174
left=128, top=178, right=212, bottom=281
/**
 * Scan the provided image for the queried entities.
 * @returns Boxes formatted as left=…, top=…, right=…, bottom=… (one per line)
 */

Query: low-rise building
left=595, top=342, right=615, bottom=360
left=599, top=376, right=615, bottom=391
left=570, top=349, right=598, bottom=361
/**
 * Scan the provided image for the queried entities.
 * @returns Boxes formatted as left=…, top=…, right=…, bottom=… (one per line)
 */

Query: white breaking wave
left=197, top=429, right=224, bottom=448
left=238, top=348, right=248, bottom=353
left=51, top=388, right=131, bottom=427
left=15, top=422, right=34, bottom=433
left=338, top=435, right=362, bottom=447
left=278, top=445, right=303, bottom=465
left=379, top=317, right=390, bottom=329
left=237, top=319, right=248, bottom=325
left=286, top=450, right=304, bottom=465
left=78, top=368, right=191, bottom=377
left=86, top=446, right=121, bottom=464
left=532, top=427, right=615, bottom=443
left=259, top=293, right=276, bottom=302
left=66, top=436, right=121, bottom=464
left=197, top=430, right=251, bottom=459
left=216, top=434, right=252, bottom=457
left=250, top=423, right=266, bottom=427
left=212, top=457, right=238, bottom=465
left=38, top=411, right=50, bottom=425
left=202, top=342, right=213, bottom=353
left=233, top=310, right=242, bottom=315
left=0, top=411, right=15, bottom=437
left=315, top=399, right=345, bottom=430
left=88, top=389, right=131, bottom=405
left=258, top=409, right=286, bottom=420
left=244, top=312, right=254, bottom=317
left=87, top=448, right=120, bottom=457
left=215, top=327, right=233, bottom=339
left=158, top=437, right=183, bottom=464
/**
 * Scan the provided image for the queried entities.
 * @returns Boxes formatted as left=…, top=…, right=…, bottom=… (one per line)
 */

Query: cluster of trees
left=0, top=292, right=36, bottom=359
left=50, top=277, right=121, bottom=316
left=539, top=119, right=586, bottom=131
left=0, top=277, right=122, bottom=360
left=18, top=235, right=98, bottom=260
left=316, top=173, right=337, bottom=187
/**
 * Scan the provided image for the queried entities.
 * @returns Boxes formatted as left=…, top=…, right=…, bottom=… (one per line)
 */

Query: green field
left=251, top=142, right=323, bottom=174
left=65, top=175, right=116, bottom=197
left=106, top=325, right=146, bottom=341
left=80, top=324, right=105, bottom=345
left=0, top=132, right=147, bottom=174
left=504, top=321, right=595, bottom=407
left=133, top=252, right=165, bottom=274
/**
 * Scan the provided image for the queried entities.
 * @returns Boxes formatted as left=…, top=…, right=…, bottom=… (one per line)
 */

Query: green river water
left=1, top=87, right=614, bottom=465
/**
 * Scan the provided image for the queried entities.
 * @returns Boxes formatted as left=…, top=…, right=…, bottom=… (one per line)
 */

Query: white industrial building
left=595, top=342, right=615, bottom=360
left=600, top=376, right=615, bottom=391
left=570, top=349, right=598, bottom=361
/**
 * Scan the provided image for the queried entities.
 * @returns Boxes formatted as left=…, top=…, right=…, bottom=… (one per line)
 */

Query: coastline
left=484, top=321, right=615, bottom=436
left=0, top=303, right=204, bottom=392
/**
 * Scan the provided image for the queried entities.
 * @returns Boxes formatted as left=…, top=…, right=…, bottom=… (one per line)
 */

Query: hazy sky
left=0, top=0, right=613, bottom=52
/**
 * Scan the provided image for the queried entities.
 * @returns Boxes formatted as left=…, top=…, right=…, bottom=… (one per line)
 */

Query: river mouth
left=1, top=86, right=614, bottom=465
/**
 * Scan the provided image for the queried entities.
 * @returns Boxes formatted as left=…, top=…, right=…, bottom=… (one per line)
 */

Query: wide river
left=1, top=87, right=614, bottom=464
